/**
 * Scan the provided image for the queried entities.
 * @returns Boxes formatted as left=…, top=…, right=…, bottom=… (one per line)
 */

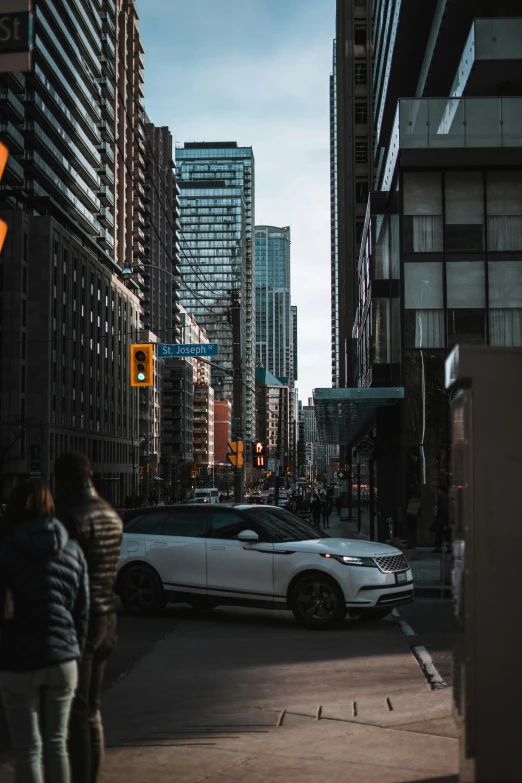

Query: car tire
left=350, top=608, right=392, bottom=621
left=119, top=565, right=165, bottom=615
left=290, top=574, right=347, bottom=629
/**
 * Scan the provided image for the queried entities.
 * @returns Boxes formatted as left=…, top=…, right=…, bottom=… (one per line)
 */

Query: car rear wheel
left=119, top=565, right=165, bottom=615
left=290, top=574, right=347, bottom=629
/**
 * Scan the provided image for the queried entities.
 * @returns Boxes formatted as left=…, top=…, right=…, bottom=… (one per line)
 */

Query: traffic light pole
left=231, top=290, right=243, bottom=503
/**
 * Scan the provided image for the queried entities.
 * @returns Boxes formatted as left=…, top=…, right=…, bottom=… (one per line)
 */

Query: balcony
left=0, top=122, right=24, bottom=153
left=98, top=142, right=115, bottom=163
left=133, top=196, right=145, bottom=213
left=382, top=97, right=522, bottom=191
left=98, top=120, right=115, bottom=142
left=133, top=225, right=145, bottom=241
left=133, top=166, right=145, bottom=183
left=98, top=163, right=114, bottom=184
left=98, top=207, right=114, bottom=228
left=133, top=210, right=145, bottom=227
left=97, top=228, right=114, bottom=249
left=99, top=185, right=114, bottom=205
left=0, top=88, right=24, bottom=123
left=132, top=240, right=145, bottom=256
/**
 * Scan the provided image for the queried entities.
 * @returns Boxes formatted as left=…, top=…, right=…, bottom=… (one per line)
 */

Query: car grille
left=373, top=553, right=409, bottom=573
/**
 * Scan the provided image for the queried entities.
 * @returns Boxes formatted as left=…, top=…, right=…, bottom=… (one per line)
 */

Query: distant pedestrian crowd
left=0, top=452, right=123, bottom=783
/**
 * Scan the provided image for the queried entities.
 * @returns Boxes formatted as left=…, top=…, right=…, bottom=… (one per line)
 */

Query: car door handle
left=211, top=546, right=226, bottom=550
left=152, top=542, right=167, bottom=548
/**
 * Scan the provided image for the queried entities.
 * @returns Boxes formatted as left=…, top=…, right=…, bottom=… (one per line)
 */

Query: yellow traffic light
left=130, top=344, right=153, bottom=387
left=0, top=141, right=9, bottom=254
left=227, top=441, right=243, bottom=468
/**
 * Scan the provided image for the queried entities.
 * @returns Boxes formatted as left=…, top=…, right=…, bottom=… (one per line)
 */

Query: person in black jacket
left=54, top=453, right=123, bottom=783
left=0, top=479, right=89, bottom=783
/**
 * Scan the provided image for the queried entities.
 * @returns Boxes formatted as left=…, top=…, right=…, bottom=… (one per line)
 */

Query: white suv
left=117, top=504, right=413, bottom=628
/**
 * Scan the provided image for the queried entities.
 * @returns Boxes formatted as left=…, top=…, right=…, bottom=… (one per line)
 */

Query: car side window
left=208, top=509, right=261, bottom=541
left=124, top=512, right=166, bottom=535
left=162, top=508, right=209, bottom=538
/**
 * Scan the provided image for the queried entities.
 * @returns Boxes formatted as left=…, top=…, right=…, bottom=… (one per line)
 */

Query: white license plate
left=396, top=571, right=408, bottom=583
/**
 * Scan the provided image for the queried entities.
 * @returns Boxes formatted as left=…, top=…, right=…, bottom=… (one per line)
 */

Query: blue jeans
left=0, top=660, right=78, bottom=783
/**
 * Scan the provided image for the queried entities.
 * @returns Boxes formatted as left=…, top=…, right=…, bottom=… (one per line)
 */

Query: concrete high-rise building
left=0, top=0, right=147, bottom=503
left=255, top=368, right=290, bottom=474
left=255, top=225, right=295, bottom=384
left=317, top=0, right=522, bottom=543
left=332, top=0, right=373, bottom=388
left=175, top=142, right=256, bottom=443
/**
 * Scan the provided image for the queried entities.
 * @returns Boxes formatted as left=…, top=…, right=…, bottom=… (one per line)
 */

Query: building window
left=403, top=172, right=443, bottom=253
left=354, top=26, right=366, bottom=46
left=354, top=62, right=367, bottom=85
left=355, top=141, right=368, bottom=163
left=404, top=262, right=444, bottom=348
left=486, top=171, right=522, bottom=251
left=356, top=181, right=368, bottom=204
left=488, top=260, right=522, bottom=346
left=355, top=102, right=367, bottom=124
left=445, top=172, right=484, bottom=251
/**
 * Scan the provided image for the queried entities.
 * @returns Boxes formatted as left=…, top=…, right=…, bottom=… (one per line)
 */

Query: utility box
left=446, top=346, right=522, bottom=783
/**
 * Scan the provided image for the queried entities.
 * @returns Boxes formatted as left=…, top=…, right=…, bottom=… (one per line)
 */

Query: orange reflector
left=0, top=219, right=7, bottom=254
left=0, top=142, right=9, bottom=180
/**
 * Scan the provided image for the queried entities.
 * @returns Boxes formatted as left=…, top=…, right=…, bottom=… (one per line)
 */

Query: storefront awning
left=313, top=387, right=404, bottom=446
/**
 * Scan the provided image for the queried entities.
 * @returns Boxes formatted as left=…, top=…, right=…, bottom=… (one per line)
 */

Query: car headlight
left=322, top=553, right=377, bottom=567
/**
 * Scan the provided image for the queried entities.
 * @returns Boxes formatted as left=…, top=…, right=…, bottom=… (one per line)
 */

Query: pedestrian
left=335, top=496, right=343, bottom=517
left=431, top=485, right=450, bottom=553
left=311, top=496, right=322, bottom=527
left=321, top=499, right=331, bottom=529
left=0, top=479, right=89, bottom=783
left=54, top=453, right=123, bottom=783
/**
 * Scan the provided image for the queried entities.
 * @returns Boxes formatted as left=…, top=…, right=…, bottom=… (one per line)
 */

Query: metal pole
left=231, top=289, right=243, bottom=503
left=357, top=458, right=361, bottom=533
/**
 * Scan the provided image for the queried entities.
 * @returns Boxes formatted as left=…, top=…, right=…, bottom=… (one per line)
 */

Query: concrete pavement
left=97, top=608, right=457, bottom=783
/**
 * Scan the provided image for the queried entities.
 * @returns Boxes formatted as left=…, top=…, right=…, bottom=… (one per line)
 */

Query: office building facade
left=318, top=0, right=522, bottom=543
left=0, top=0, right=148, bottom=503
left=255, top=225, right=295, bottom=384
left=175, top=142, right=256, bottom=443
left=332, top=0, right=373, bottom=389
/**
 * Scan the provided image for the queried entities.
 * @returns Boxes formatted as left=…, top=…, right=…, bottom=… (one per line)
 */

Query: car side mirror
left=238, top=529, right=259, bottom=542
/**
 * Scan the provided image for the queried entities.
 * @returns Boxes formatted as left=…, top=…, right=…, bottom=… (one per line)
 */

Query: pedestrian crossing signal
left=253, top=441, right=266, bottom=468
left=130, top=344, right=153, bottom=387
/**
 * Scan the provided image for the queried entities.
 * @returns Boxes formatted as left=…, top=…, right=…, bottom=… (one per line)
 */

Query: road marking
left=398, top=619, right=416, bottom=636
left=412, top=645, right=448, bottom=689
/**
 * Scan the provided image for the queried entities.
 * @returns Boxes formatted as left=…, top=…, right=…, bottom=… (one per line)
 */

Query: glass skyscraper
left=255, top=225, right=295, bottom=384
left=175, top=142, right=256, bottom=441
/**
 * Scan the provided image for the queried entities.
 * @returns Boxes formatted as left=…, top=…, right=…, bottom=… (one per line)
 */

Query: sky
left=138, top=0, right=336, bottom=403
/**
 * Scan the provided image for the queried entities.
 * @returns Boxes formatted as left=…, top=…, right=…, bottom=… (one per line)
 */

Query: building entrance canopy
left=313, top=388, right=404, bottom=446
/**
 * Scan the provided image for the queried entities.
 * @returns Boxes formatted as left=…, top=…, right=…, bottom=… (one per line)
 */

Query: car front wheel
left=290, top=574, right=347, bottom=629
left=119, top=565, right=165, bottom=615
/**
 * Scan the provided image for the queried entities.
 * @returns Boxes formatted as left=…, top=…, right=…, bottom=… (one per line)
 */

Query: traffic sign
left=356, top=437, right=375, bottom=457
left=0, top=1, right=34, bottom=73
left=157, top=343, right=219, bottom=358
left=337, top=470, right=347, bottom=480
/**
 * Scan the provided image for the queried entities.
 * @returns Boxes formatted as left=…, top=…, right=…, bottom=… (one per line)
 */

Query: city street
left=0, top=600, right=457, bottom=783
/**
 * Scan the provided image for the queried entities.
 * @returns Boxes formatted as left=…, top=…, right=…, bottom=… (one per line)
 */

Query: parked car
left=116, top=504, right=413, bottom=628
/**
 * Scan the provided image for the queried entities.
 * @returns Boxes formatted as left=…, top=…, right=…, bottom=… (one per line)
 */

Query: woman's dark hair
left=54, top=452, right=92, bottom=485
left=0, top=480, right=55, bottom=538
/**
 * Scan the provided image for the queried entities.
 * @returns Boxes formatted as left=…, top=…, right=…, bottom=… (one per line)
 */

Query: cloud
left=138, top=0, right=336, bottom=400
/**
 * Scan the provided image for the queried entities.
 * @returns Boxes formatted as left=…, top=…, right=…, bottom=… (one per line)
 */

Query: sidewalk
left=96, top=615, right=457, bottom=783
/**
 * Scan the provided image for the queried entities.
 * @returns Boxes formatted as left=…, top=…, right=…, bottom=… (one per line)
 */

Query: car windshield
left=245, top=507, right=330, bottom=543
